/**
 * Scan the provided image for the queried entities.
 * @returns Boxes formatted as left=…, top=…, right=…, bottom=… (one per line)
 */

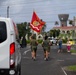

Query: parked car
left=0, top=17, right=21, bottom=75
left=48, top=37, right=57, bottom=45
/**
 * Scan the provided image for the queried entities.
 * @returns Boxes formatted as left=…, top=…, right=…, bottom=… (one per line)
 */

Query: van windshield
left=0, top=21, right=7, bottom=43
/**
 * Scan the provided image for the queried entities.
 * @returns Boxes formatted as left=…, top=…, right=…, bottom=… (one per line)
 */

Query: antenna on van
left=7, top=6, right=9, bottom=18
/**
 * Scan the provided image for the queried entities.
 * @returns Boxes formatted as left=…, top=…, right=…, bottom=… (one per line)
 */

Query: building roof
left=53, top=26, right=76, bottom=31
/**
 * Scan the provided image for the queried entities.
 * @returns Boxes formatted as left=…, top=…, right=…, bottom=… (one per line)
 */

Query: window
left=0, top=21, right=7, bottom=43
left=13, top=21, right=19, bottom=42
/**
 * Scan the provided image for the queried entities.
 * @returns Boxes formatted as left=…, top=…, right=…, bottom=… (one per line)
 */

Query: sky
left=0, top=0, right=76, bottom=31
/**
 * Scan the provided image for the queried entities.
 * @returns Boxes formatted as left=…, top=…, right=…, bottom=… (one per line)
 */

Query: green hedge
left=37, top=40, right=43, bottom=44
left=26, top=40, right=43, bottom=44
left=62, top=39, right=67, bottom=43
left=26, top=40, right=30, bottom=44
left=62, top=39, right=74, bottom=43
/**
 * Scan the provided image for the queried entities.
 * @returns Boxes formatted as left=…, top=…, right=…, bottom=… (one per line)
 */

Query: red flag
left=30, top=11, right=45, bottom=33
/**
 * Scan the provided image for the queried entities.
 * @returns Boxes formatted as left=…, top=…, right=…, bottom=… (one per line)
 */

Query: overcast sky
left=0, top=0, right=76, bottom=31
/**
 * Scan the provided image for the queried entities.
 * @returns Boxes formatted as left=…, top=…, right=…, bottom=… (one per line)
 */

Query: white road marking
left=61, top=67, right=67, bottom=75
left=23, top=50, right=31, bottom=55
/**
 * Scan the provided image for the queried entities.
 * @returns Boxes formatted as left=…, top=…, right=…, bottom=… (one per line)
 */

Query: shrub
left=37, top=40, right=43, bottom=44
left=26, top=40, right=30, bottom=44
left=62, top=39, right=67, bottom=43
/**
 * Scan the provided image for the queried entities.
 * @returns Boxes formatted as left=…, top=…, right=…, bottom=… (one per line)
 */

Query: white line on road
left=61, top=67, right=67, bottom=75
left=23, top=50, right=31, bottom=55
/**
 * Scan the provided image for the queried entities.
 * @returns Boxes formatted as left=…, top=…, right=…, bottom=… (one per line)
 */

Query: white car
left=48, top=37, right=57, bottom=45
left=0, top=17, right=21, bottom=75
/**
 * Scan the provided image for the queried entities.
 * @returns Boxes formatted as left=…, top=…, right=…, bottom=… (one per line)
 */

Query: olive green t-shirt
left=42, top=40, right=50, bottom=50
left=30, top=39, right=38, bottom=50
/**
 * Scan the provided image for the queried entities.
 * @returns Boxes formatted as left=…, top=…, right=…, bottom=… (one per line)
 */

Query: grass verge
left=64, top=50, right=76, bottom=72
left=70, top=50, right=76, bottom=53
left=66, top=50, right=76, bottom=71
left=67, top=65, right=76, bottom=71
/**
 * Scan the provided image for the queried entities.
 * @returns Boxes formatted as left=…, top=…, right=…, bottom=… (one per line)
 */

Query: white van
left=0, top=17, right=21, bottom=75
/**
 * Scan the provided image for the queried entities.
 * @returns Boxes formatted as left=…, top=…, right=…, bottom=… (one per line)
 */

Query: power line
left=0, top=0, right=76, bottom=23
left=1, top=0, right=76, bottom=6
left=0, top=6, right=76, bottom=16
left=1, top=6, right=76, bottom=16
left=0, top=0, right=76, bottom=14
left=0, top=0, right=76, bottom=9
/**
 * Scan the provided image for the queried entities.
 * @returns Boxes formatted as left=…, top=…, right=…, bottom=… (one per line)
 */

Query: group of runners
left=30, top=34, right=72, bottom=61
left=30, top=35, right=51, bottom=61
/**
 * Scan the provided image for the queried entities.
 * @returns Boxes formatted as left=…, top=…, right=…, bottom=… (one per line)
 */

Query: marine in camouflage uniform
left=42, top=36, right=51, bottom=61
left=30, top=35, right=38, bottom=60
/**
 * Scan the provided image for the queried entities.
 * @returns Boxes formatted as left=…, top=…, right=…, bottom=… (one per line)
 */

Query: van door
left=0, top=21, right=10, bottom=68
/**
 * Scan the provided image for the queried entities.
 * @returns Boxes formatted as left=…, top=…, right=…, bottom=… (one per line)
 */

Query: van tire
left=18, top=65, right=21, bottom=75
left=16, top=68, right=21, bottom=75
left=19, top=66, right=21, bottom=75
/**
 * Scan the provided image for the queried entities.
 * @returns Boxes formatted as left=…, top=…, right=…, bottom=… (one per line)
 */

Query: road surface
left=21, top=44, right=76, bottom=75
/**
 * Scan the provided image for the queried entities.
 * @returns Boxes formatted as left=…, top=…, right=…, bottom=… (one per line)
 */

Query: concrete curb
left=71, top=53, right=76, bottom=55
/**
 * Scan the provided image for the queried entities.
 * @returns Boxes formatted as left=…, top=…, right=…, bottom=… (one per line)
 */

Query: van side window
left=0, top=21, right=7, bottom=43
left=13, top=21, right=19, bottom=42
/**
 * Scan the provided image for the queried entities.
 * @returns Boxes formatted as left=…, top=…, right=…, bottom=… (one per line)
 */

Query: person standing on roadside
left=42, top=36, right=51, bottom=61
left=58, top=37, right=62, bottom=53
left=22, top=35, right=27, bottom=48
left=20, top=36, right=23, bottom=48
left=67, top=39, right=71, bottom=52
left=30, top=35, right=38, bottom=60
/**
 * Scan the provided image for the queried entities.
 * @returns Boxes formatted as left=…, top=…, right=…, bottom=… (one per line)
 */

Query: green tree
left=69, top=20, right=73, bottom=25
left=49, top=29, right=60, bottom=38
left=17, top=22, right=31, bottom=38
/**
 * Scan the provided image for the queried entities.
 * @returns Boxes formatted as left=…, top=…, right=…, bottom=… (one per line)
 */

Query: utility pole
left=7, top=6, right=9, bottom=18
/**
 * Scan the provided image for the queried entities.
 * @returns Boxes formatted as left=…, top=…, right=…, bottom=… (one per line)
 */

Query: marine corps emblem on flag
left=33, top=20, right=40, bottom=26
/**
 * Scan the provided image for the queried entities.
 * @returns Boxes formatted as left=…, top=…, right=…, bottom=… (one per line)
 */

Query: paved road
left=21, top=44, right=76, bottom=75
